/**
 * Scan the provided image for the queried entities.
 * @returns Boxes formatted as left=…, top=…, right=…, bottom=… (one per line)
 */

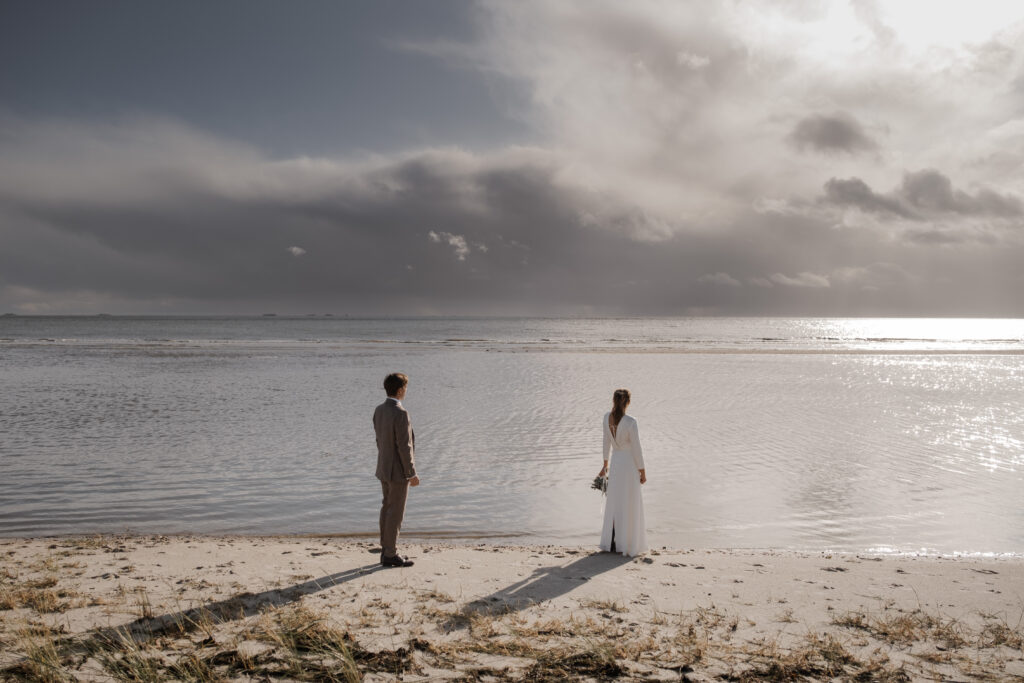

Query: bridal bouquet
left=591, top=475, right=608, bottom=494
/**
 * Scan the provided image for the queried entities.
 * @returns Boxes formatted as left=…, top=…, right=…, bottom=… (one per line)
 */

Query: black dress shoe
left=381, top=554, right=414, bottom=567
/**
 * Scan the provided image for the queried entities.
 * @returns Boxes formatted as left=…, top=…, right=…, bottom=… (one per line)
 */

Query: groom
left=373, top=372, right=420, bottom=568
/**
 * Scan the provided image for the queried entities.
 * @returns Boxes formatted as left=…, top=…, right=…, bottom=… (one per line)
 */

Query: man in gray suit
left=373, top=372, right=420, bottom=567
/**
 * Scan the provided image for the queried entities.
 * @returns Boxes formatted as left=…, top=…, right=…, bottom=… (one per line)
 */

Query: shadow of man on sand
left=98, top=562, right=384, bottom=644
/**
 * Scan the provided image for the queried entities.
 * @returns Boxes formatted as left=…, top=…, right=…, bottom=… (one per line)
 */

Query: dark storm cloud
left=822, top=177, right=913, bottom=217
left=821, top=171, right=1023, bottom=220
left=2, top=1, right=1024, bottom=315
left=899, top=169, right=1023, bottom=216
left=2, top=116, right=1015, bottom=317
left=0, top=120, right=632, bottom=312
left=0, top=115, right=1022, bottom=316
left=788, top=112, right=878, bottom=154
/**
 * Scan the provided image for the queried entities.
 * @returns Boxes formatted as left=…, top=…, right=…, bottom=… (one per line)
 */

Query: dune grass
left=2, top=539, right=1021, bottom=681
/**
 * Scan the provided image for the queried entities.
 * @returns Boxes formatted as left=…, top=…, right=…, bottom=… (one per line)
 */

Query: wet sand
left=2, top=535, right=1022, bottom=680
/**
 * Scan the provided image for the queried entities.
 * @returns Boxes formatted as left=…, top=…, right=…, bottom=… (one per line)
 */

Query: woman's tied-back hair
left=611, top=388, right=631, bottom=428
left=383, top=372, right=409, bottom=397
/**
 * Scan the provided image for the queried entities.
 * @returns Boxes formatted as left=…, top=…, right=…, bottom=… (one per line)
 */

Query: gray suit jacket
left=373, top=399, right=416, bottom=482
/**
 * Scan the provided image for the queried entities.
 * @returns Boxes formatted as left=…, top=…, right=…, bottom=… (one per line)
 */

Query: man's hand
left=409, top=475, right=420, bottom=487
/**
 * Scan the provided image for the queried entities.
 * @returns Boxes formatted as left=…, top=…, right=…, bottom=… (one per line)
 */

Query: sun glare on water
left=825, top=318, right=1024, bottom=349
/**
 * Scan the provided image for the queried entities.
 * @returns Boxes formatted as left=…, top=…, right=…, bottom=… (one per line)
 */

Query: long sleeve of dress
left=631, top=418, right=645, bottom=471
left=602, top=414, right=611, bottom=463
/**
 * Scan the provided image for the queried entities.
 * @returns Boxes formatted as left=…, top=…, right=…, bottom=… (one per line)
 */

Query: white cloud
left=831, top=262, right=911, bottom=291
left=467, top=1, right=1024, bottom=233
left=676, top=51, right=710, bottom=69
left=698, top=272, right=741, bottom=287
left=428, top=230, right=470, bottom=260
left=287, top=246, right=306, bottom=257
left=753, top=198, right=801, bottom=215
left=769, top=272, right=831, bottom=288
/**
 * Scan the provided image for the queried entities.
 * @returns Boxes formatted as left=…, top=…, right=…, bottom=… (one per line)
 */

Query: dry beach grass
left=1, top=535, right=1022, bottom=681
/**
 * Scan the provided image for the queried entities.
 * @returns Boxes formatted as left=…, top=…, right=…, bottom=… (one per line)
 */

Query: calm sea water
left=1, top=316, right=1022, bottom=554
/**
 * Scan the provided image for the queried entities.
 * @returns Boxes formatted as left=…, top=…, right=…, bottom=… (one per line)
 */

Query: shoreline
left=6, top=531, right=1024, bottom=559
left=2, top=535, right=1022, bottom=680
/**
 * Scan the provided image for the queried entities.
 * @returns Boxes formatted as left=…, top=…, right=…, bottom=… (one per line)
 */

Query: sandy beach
left=1, top=536, right=1022, bottom=681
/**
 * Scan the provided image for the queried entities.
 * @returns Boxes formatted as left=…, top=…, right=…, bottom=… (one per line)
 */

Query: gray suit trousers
left=379, top=479, right=410, bottom=558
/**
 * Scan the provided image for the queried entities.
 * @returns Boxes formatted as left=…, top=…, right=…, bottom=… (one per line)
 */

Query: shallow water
left=1, top=316, right=1022, bottom=554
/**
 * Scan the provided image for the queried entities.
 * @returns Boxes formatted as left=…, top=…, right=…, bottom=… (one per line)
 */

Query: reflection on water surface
left=1, top=317, right=1021, bottom=554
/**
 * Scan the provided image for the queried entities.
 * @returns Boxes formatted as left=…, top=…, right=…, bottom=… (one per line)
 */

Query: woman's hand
left=598, top=464, right=608, bottom=478
left=639, top=469, right=647, bottom=485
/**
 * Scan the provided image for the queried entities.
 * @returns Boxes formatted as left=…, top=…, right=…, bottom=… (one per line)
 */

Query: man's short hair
left=383, top=373, right=409, bottom=397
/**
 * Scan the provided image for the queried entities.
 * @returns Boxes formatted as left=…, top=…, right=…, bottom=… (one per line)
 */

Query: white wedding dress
left=599, top=413, right=648, bottom=557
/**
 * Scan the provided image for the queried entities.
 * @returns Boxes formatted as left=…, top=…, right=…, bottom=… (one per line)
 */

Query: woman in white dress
left=598, top=389, right=648, bottom=556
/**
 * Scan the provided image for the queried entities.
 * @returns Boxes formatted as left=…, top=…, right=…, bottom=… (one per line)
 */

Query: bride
left=598, top=389, right=648, bottom=556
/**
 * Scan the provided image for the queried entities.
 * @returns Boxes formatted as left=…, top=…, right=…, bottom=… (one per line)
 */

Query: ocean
left=1, top=316, right=1022, bottom=554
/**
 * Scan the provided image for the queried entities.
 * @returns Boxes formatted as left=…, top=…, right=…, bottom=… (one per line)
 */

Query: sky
left=1, top=0, right=1023, bottom=316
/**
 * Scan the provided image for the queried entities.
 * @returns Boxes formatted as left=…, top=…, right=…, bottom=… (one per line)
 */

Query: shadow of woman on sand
left=447, top=551, right=635, bottom=629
